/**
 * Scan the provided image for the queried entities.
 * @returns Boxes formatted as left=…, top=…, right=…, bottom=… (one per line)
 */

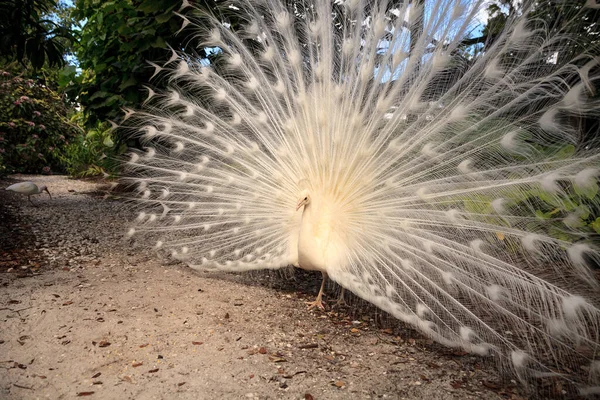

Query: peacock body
left=125, top=0, right=600, bottom=393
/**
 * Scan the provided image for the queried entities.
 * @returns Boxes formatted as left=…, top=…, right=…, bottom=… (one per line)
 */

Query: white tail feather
left=125, top=0, right=600, bottom=393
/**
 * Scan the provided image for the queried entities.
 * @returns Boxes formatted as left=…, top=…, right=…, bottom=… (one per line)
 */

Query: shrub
left=0, top=67, right=80, bottom=175
left=60, top=117, right=123, bottom=177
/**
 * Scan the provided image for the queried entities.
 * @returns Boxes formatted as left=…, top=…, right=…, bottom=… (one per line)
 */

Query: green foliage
left=70, top=0, right=251, bottom=130
left=60, top=116, right=124, bottom=177
left=0, top=0, right=76, bottom=70
left=70, top=0, right=188, bottom=128
left=0, top=66, right=80, bottom=175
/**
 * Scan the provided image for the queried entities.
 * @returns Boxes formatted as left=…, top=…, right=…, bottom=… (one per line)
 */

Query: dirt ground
left=0, top=175, right=522, bottom=400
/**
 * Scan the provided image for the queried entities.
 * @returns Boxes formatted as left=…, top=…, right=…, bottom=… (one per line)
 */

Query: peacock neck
left=297, top=200, right=326, bottom=272
left=299, top=202, right=313, bottom=240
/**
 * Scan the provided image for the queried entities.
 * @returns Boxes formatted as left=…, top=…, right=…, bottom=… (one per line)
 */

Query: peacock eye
left=304, top=197, right=308, bottom=200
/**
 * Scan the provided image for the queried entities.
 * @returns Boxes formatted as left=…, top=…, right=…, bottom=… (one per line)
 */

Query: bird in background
left=123, top=0, right=600, bottom=393
left=5, top=181, right=52, bottom=205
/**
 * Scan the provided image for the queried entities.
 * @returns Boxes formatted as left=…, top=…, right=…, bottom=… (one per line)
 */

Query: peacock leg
left=305, top=271, right=327, bottom=309
left=27, top=195, right=35, bottom=206
left=334, top=287, right=346, bottom=307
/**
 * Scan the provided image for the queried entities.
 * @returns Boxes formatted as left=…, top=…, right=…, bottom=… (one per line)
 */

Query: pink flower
left=14, top=100, right=21, bottom=106
left=43, top=166, right=50, bottom=173
left=27, top=121, right=35, bottom=127
left=8, top=122, right=15, bottom=127
left=19, top=95, right=30, bottom=102
left=39, top=124, right=46, bottom=130
left=48, top=146, right=54, bottom=151
left=32, top=134, right=38, bottom=139
left=59, top=135, right=65, bottom=140
left=0, top=148, right=4, bottom=153
left=38, top=153, right=44, bottom=158
left=33, top=111, right=41, bottom=117
left=1, top=71, right=9, bottom=76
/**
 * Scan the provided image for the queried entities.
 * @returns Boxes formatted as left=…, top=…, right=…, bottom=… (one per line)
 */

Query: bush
left=60, top=117, right=123, bottom=177
left=0, top=67, right=80, bottom=175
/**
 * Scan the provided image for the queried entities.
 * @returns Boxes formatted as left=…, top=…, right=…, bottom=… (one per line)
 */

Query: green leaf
left=592, top=218, right=600, bottom=234
left=100, top=95, right=122, bottom=107
left=138, top=2, right=168, bottom=13
left=103, top=136, right=114, bottom=147
left=119, top=77, right=137, bottom=91
left=152, top=37, right=167, bottom=48
left=553, top=145, right=575, bottom=160
left=95, top=63, right=107, bottom=72
left=574, top=181, right=599, bottom=200
left=88, top=91, right=109, bottom=101
left=155, top=12, right=172, bottom=23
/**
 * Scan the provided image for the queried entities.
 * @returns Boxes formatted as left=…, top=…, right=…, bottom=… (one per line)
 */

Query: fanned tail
left=124, top=0, right=600, bottom=391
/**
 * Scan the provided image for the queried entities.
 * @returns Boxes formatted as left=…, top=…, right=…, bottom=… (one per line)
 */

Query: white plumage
left=124, top=0, right=600, bottom=393
left=5, top=182, right=52, bottom=205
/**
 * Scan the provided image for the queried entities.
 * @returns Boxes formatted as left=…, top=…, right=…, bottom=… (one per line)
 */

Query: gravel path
left=0, top=175, right=518, bottom=400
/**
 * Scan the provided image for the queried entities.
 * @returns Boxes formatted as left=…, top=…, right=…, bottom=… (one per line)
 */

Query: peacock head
left=296, top=190, right=311, bottom=211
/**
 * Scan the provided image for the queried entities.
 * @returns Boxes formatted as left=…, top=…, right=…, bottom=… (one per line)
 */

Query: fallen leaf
left=258, top=347, right=267, bottom=354
left=132, top=362, right=143, bottom=368
left=62, top=301, right=74, bottom=306
left=305, top=394, right=314, bottom=400
left=91, top=372, right=101, bottom=379
left=178, top=382, right=186, bottom=387
left=139, top=343, right=149, bottom=348
left=76, top=392, right=95, bottom=396
left=98, top=341, right=110, bottom=348
left=148, top=368, right=159, bottom=373
left=192, top=341, right=203, bottom=345
left=482, top=380, right=500, bottom=390
left=334, top=380, right=345, bottom=388
left=268, top=355, right=287, bottom=362
left=298, top=343, right=318, bottom=349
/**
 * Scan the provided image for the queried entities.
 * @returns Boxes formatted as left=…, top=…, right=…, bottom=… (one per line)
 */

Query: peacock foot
left=305, top=298, right=326, bottom=310
left=334, top=288, right=346, bottom=307
left=334, top=296, right=346, bottom=308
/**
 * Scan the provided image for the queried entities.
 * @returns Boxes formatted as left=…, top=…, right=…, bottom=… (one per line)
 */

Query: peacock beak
left=296, top=199, right=307, bottom=211
left=44, top=188, right=52, bottom=199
